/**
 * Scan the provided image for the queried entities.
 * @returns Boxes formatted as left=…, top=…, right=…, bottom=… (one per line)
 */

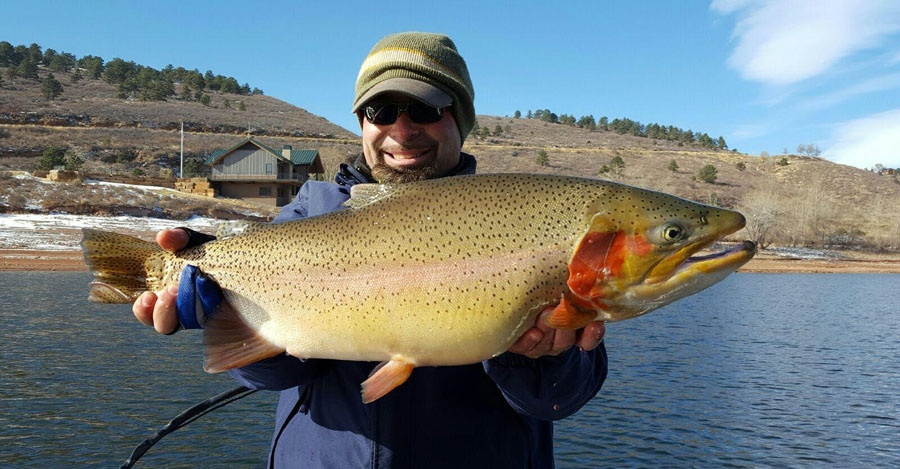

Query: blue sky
left=3, top=0, right=899, bottom=169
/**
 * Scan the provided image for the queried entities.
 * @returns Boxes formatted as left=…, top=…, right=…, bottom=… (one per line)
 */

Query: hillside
left=2, top=64, right=899, bottom=251
left=0, top=64, right=362, bottom=181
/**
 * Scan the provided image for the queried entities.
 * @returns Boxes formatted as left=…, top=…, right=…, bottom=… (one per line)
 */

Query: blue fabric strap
left=176, top=264, right=221, bottom=329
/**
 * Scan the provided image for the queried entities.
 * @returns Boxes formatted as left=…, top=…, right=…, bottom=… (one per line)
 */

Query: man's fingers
left=133, top=291, right=157, bottom=326
left=508, top=328, right=543, bottom=355
left=152, top=285, right=180, bottom=334
left=576, top=321, right=606, bottom=351
left=551, top=328, right=577, bottom=354
left=156, top=228, right=189, bottom=252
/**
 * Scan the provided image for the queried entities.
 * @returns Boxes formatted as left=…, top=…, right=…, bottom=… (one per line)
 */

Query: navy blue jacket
left=227, top=154, right=608, bottom=468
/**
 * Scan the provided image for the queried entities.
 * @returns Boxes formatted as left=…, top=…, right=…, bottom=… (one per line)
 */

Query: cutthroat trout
left=82, top=173, right=755, bottom=402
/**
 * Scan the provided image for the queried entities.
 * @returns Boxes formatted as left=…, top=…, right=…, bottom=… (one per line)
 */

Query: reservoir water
left=1, top=272, right=898, bottom=467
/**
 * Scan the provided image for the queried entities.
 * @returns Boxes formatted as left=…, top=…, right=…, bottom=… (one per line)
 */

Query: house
left=205, top=137, right=324, bottom=206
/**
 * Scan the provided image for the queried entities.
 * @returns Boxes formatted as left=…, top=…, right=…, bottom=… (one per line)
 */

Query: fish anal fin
left=360, top=356, right=415, bottom=404
left=543, top=294, right=597, bottom=330
left=203, top=301, right=284, bottom=373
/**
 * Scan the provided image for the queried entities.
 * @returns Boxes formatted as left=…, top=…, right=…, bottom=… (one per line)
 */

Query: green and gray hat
left=352, top=32, right=476, bottom=142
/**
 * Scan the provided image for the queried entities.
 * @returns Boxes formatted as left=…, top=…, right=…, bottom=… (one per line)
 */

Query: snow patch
left=0, top=214, right=220, bottom=250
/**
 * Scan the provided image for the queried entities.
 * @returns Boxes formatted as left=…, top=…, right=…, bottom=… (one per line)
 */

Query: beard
left=370, top=160, right=438, bottom=183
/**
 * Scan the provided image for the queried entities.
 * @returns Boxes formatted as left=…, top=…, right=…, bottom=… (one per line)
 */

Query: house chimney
left=282, top=145, right=292, bottom=159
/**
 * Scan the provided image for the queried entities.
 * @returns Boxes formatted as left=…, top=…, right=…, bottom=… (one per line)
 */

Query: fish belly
left=209, top=252, right=569, bottom=366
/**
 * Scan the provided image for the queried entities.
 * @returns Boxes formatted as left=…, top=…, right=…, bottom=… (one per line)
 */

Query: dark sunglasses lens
left=365, top=105, right=399, bottom=125
left=407, top=102, right=443, bottom=123
left=365, top=102, right=443, bottom=125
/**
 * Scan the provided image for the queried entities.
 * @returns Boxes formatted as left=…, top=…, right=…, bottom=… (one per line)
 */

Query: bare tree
left=740, top=183, right=782, bottom=249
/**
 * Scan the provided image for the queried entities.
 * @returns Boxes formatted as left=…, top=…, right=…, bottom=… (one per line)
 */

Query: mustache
left=379, top=139, right=437, bottom=153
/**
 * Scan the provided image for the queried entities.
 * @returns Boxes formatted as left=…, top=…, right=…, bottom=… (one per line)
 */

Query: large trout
left=82, top=173, right=755, bottom=402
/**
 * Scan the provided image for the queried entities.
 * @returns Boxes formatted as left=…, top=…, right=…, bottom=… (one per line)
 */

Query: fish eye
left=661, top=223, right=685, bottom=242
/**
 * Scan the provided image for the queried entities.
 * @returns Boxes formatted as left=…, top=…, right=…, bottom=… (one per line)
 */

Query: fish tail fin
left=81, top=228, right=173, bottom=303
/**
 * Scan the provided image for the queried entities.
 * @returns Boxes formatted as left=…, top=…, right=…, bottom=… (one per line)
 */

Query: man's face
left=361, top=93, right=461, bottom=183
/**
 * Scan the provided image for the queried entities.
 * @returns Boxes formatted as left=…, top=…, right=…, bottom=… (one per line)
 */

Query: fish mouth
left=676, top=240, right=757, bottom=275
left=646, top=238, right=756, bottom=284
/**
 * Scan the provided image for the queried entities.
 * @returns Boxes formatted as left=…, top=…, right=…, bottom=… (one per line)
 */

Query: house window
left=259, top=187, right=272, bottom=196
left=265, top=163, right=273, bottom=175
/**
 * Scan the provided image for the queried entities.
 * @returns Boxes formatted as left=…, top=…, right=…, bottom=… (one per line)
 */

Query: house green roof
left=290, top=150, right=319, bottom=165
left=204, top=137, right=320, bottom=168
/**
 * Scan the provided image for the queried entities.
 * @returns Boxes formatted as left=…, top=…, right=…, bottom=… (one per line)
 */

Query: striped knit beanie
left=352, top=32, right=476, bottom=142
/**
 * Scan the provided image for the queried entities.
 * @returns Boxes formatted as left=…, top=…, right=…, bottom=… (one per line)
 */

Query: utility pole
left=180, top=121, right=184, bottom=179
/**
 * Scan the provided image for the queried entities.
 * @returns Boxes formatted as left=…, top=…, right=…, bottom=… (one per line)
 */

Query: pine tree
left=609, top=155, right=625, bottom=177
left=668, top=159, right=679, bottom=173
left=41, top=73, right=64, bottom=100
left=698, top=164, right=718, bottom=183
left=536, top=149, right=549, bottom=166
left=237, top=100, right=246, bottom=111
left=19, top=58, right=38, bottom=80
left=65, top=153, right=84, bottom=171
left=514, top=110, right=521, bottom=118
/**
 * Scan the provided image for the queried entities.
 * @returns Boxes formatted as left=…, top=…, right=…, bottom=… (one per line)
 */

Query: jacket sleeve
left=227, top=355, right=325, bottom=391
left=482, top=342, right=608, bottom=421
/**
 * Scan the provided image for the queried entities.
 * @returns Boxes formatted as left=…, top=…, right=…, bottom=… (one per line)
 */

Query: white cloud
left=823, top=109, right=900, bottom=169
left=712, top=0, right=900, bottom=85
left=799, top=72, right=900, bottom=112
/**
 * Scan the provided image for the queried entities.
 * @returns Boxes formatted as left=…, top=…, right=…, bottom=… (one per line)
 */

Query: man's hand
left=132, top=229, right=190, bottom=334
left=508, top=307, right=605, bottom=359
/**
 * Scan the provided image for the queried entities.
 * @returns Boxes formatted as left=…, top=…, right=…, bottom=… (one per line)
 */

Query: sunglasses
left=363, top=101, right=445, bottom=125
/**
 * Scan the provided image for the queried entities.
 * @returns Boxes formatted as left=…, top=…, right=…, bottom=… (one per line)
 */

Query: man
left=133, top=32, right=607, bottom=468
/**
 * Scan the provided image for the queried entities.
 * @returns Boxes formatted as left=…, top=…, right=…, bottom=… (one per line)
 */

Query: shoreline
left=2, top=249, right=899, bottom=274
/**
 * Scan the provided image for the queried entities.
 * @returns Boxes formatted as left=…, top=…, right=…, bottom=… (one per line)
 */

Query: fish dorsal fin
left=216, top=220, right=268, bottom=240
left=203, top=301, right=284, bottom=373
left=343, top=183, right=395, bottom=209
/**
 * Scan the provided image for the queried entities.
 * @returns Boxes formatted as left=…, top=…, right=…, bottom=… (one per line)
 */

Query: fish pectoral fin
left=360, top=356, right=415, bottom=404
left=543, top=294, right=597, bottom=330
left=203, top=301, right=284, bottom=373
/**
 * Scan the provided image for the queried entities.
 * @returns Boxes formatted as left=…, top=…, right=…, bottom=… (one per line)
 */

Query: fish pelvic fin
left=203, top=301, right=284, bottom=373
left=543, top=294, right=598, bottom=330
left=81, top=228, right=172, bottom=303
left=361, top=356, right=415, bottom=404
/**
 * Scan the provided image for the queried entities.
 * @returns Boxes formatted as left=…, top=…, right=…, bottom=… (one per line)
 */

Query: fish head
left=567, top=184, right=756, bottom=322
